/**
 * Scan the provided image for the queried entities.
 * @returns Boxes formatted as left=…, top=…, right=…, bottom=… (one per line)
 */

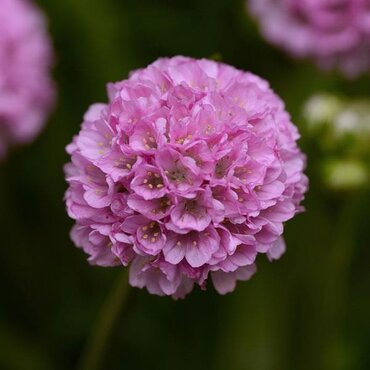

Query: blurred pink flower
left=65, top=56, right=308, bottom=298
left=248, top=0, right=370, bottom=77
left=0, top=0, right=55, bottom=158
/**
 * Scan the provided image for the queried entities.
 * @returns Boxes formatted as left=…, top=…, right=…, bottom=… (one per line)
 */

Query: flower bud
left=323, top=159, right=369, bottom=191
left=303, top=94, right=342, bottom=132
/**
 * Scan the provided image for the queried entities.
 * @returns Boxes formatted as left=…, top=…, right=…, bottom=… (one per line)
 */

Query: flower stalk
left=79, top=269, right=130, bottom=370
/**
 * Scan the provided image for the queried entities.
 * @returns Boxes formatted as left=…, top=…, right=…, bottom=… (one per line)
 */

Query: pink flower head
left=64, top=56, right=308, bottom=298
left=248, top=0, right=370, bottom=77
left=0, top=0, right=55, bottom=159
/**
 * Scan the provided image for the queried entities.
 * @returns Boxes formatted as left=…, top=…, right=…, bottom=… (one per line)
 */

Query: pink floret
left=64, top=56, right=308, bottom=298
left=0, top=0, right=54, bottom=158
left=248, top=0, right=370, bottom=77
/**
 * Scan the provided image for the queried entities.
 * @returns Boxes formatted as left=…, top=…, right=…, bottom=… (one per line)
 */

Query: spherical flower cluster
left=0, top=0, right=55, bottom=159
left=65, top=56, right=308, bottom=298
left=248, top=0, right=370, bottom=77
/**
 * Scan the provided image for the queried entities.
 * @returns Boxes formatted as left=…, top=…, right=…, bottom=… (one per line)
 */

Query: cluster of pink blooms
left=65, top=56, right=308, bottom=298
left=248, top=0, right=370, bottom=77
left=0, top=0, right=54, bottom=158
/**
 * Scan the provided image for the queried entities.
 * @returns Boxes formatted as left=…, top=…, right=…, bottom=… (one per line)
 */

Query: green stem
left=321, top=194, right=363, bottom=370
left=78, top=269, right=130, bottom=370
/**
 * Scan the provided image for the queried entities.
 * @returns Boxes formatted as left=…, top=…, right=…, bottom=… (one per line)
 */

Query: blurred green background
left=0, top=0, right=369, bottom=369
